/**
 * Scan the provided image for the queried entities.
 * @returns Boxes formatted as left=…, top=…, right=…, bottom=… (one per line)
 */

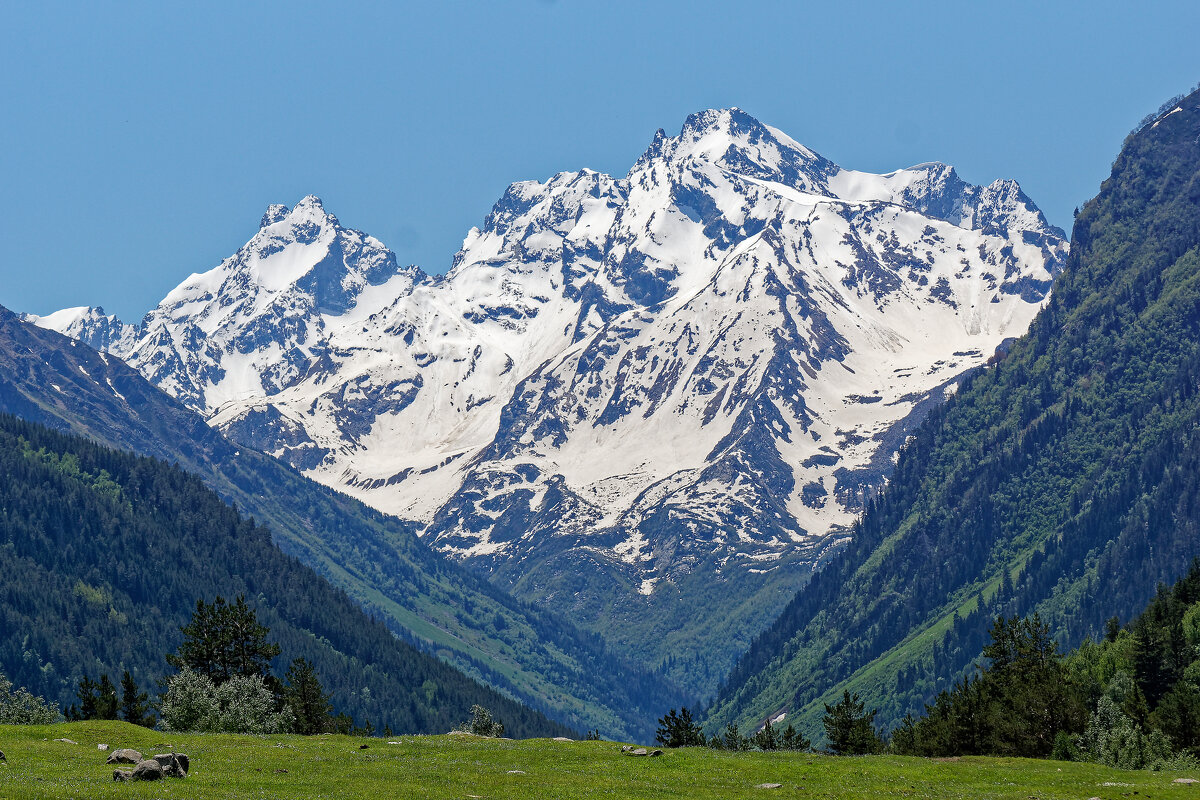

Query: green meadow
left=2, top=722, right=1199, bottom=799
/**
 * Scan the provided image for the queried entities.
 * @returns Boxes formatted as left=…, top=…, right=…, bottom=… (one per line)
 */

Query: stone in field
left=106, top=748, right=142, bottom=764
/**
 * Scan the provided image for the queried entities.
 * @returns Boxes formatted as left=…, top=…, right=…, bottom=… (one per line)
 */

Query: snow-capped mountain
left=31, top=108, right=1067, bottom=691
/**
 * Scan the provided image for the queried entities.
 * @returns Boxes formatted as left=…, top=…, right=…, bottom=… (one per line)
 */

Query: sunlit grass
left=1, top=721, right=1197, bottom=799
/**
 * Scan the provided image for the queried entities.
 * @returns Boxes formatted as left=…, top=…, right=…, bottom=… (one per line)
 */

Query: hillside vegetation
left=0, top=306, right=685, bottom=739
left=0, top=413, right=567, bottom=738
left=708, top=86, right=1200, bottom=738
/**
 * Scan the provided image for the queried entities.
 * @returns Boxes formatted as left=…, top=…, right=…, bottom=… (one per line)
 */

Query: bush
left=161, top=667, right=292, bottom=733
left=456, top=705, right=504, bottom=738
left=0, top=673, right=56, bottom=724
left=215, top=675, right=294, bottom=735
left=160, top=668, right=219, bottom=732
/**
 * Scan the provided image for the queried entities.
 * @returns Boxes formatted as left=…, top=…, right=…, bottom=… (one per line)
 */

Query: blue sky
left=2, top=1, right=1198, bottom=321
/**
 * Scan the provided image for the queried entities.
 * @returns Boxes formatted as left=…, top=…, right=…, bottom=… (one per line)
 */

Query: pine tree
left=94, top=674, right=119, bottom=720
left=655, top=707, right=706, bottom=747
left=822, top=690, right=883, bottom=755
left=779, top=723, right=811, bottom=751
left=73, top=675, right=98, bottom=721
left=283, top=657, right=332, bottom=735
left=71, top=674, right=118, bottom=721
left=167, top=595, right=281, bottom=684
left=752, top=718, right=779, bottom=751
left=119, top=671, right=154, bottom=728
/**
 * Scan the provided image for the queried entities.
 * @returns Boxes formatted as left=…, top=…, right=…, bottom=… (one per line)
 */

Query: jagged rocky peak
left=633, top=107, right=837, bottom=195
left=31, top=113, right=1071, bottom=694
left=21, top=305, right=137, bottom=353
left=260, top=203, right=290, bottom=228
left=158, top=194, right=412, bottom=323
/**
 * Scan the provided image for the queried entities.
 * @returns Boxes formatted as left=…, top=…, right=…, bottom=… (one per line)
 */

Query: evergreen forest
left=0, top=412, right=571, bottom=738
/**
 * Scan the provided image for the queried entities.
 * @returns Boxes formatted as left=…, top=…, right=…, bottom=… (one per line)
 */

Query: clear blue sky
left=3, top=1, right=1198, bottom=321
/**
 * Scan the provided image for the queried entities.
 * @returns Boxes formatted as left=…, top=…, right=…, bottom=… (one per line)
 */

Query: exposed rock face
left=33, top=109, right=1067, bottom=692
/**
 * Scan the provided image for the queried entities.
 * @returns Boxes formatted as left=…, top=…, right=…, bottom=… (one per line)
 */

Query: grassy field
left=1, top=721, right=1198, bottom=799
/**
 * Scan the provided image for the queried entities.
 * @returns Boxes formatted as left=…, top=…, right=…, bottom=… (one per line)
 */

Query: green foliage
left=751, top=718, right=779, bottom=751
left=823, top=690, right=883, bottom=755
left=0, top=413, right=571, bottom=738
left=167, top=595, right=282, bottom=684
left=160, top=667, right=293, bottom=734
left=283, top=657, right=333, bottom=735
left=1075, top=695, right=1167, bottom=770
left=0, top=672, right=56, bottom=724
left=158, top=667, right=219, bottom=732
left=118, top=670, right=154, bottom=728
left=893, top=567, right=1200, bottom=768
left=1050, top=730, right=1078, bottom=762
left=656, top=707, right=706, bottom=748
left=213, top=674, right=294, bottom=734
left=67, top=674, right=119, bottom=721
left=710, top=722, right=749, bottom=751
left=457, top=704, right=505, bottom=738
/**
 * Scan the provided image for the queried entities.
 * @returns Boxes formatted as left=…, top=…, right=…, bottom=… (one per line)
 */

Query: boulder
left=131, top=759, right=164, bottom=781
left=97, top=744, right=108, bottom=751
left=552, top=737, right=573, bottom=742
left=152, top=753, right=189, bottom=778
left=1174, top=778, right=1200, bottom=785
left=755, top=783, right=783, bottom=789
left=112, top=769, right=132, bottom=782
left=106, top=748, right=142, bottom=764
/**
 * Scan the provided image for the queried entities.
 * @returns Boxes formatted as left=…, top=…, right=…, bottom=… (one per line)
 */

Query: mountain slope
left=706, top=86, right=1200, bottom=738
left=0, top=412, right=570, bottom=737
left=33, top=108, right=1067, bottom=693
left=0, top=305, right=683, bottom=739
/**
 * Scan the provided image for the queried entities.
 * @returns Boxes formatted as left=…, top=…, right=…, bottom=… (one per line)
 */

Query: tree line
left=0, top=412, right=570, bottom=738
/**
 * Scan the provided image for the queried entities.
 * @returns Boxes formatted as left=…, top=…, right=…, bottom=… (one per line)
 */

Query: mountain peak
left=260, top=204, right=290, bottom=229
left=678, top=106, right=764, bottom=138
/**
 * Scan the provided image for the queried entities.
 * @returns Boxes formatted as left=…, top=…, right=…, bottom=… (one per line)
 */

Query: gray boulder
left=152, top=753, right=189, bottom=778
left=105, top=748, right=142, bottom=764
left=112, top=769, right=132, bottom=782
left=131, top=759, right=163, bottom=781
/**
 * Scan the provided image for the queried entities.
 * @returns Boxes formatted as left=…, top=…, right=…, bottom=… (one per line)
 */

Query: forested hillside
left=0, top=306, right=685, bottom=739
left=707, top=85, right=1200, bottom=738
left=0, top=412, right=570, bottom=737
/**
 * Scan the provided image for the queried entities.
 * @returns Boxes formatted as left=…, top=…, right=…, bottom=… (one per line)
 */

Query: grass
left=2, top=721, right=1198, bottom=799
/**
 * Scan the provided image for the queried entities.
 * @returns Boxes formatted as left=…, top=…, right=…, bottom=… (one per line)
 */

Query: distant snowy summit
left=32, top=108, right=1067, bottom=683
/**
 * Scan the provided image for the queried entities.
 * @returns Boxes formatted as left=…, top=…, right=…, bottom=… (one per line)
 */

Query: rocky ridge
left=31, top=108, right=1067, bottom=691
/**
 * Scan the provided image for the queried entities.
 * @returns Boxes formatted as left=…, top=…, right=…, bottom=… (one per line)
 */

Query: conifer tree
left=822, top=690, right=883, bottom=754
left=167, top=595, right=281, bottom=684
left=119, top=671, right=154, bottom=728
left=655, top=707, right=706, bottom=747
left=283, top=657, right=332, bottom=735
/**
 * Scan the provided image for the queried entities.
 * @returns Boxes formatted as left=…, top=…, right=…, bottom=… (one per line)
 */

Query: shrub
left=457, top=705, right=504, bottom=737
left=161, top=667, right=292, bottom=733
left=0, top=673, right=56, bottom=724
